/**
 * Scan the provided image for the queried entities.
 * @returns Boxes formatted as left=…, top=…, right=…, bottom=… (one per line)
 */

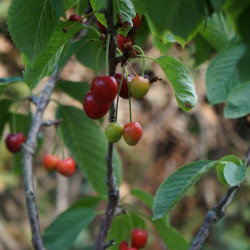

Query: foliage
left=1, top=0, right=250, bottom=249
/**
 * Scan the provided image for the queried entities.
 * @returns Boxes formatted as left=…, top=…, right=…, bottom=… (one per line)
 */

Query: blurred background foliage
left=0, top=0, right=250, bottom=249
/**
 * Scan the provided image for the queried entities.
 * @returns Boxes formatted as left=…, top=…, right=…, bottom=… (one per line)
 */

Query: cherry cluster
left=43, top=154, right=76, bottom=177
left=5, top=133, right=26, bottom=153
left=83, top=73, right=149, bottom=146
left=119, top=228, right=148, bottom=250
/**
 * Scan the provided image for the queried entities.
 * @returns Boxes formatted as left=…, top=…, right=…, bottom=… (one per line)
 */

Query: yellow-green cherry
left=130, top=76, right=149, bottom=99
left=105, top=122, right=123, bottom=143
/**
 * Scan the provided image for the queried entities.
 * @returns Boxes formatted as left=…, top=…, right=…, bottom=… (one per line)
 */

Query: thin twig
left=41, top=119, right=63, bottom=127
left=190, top=146, right=250, bottom=250
left=95, top=0, right=120, bottom=249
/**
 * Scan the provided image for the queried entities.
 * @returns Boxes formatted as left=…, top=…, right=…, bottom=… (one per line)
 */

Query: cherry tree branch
left=21, top=67, right=61, bottom=250
left=190, top=146, right=250, bottom=250
left=95, top=0, right=120, bottom=249
left=20, top=14, right=94, bottom=250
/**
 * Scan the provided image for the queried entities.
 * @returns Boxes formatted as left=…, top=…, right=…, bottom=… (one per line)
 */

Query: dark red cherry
left=5, top=133, right=26, bottom=153
left=68, top=14, right=81, bottom=22
left=117, top=34, right=134, bottom=52
left=83, top=91, right=111, bottom=119
left=96, top=20, right=107, bottom=33
left=90, top=76, right=118, bottom=103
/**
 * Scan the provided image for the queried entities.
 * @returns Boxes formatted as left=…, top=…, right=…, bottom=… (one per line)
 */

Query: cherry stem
left=82, top=24, right=100, bottom=36
left=58, top=127, right=65, bottom=159
left=125, top=67, right=132, bottom=122
left=51, top=129, right=58, bottom=155
left=142, top=55, right=155, bottom=61
left=105, top=33, right=111, bottom=76
left=96, top=47, right=103, bottom=73
left=133, top=45, right=145, bottom=77
left=115, top=68, right=126, bottom=122
left=12, top=100, right=24, bottom=133
left=127, top=62, right=138, bottom=76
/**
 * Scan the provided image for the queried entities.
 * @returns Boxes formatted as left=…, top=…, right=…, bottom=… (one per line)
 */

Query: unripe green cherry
left=130, top=76, right=149, bottom=99
left=105, top=122, right=123, bottom=143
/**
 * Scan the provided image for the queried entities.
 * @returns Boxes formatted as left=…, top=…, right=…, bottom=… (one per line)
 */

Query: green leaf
left=200, top=13, right=233, bottom=51
left=130, top=188, right=153, bottom=209
left=56, top=106, right=122, bottom=197
left=90, top=0, right=107, bottom=27
left=224, top=162, right=246, bottom=186
left=8, top=0, right=58, bottom=62
left=155, top=56, right=197, bottom=111
left=75, top=0, right=89, bottom=15
left=76, top=30, right=105, bottom=72
left=50, top=0, right=80, bottom=18
left=194, top=34, right=213, bottom=65
left=224, top=81, right=250, bottom=118
left=114, top=0, right=136, bottom=36
left=153, top=160, right=217, bottom=220
left=107, top=213, right=145, bottom=250
left=56, top=80, right=89, bottom=103
left=206, top=42, right=247, bottom=105
left=0, top=99, right=12, bottom=139
left=216, top=155, right=242, bottom=185
left=144, top=0, right=204, bottom=40
left=153, top=220, right=189, bottom=250
left=23, top=22, right=83, bottom=89
left=43, top=196, right=99, bottom=250
left=0, top=77, right=25, bottom=96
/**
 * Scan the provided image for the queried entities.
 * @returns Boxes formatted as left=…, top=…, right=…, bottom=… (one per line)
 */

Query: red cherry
left=5, top=133, right=26, bottom=153
left=43, top=154, right=59, bottom=171
left=132, top=13, right=142, bottom=29
left=117, top=34, right=134, bottom=52
left=131, top=228, right=147, bottom=248
left=68, top=14, right=81, bottom=22
left=123, top=122, right=143, bottom=146
left=96, top=20, right=107, bottom=33
left=128, top=248, right=138, bottom=250
left=56, top=158, right=76, bottom=177
left=114, top=73, right=134, bottom=99
left=83, top=91, right=111, bottom=119
left=119, top=241, right=129, bottom=250
left=91, top=76, right=118, bottom=103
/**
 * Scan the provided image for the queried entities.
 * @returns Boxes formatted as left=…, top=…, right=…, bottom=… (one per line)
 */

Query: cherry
left=83, top=91, right=111, bottom=119
left=131, top=228, right=147, bottom=248
left=128, top=248, right=138, bottom=250
left=43, top=154, right=59, bottom=171
left=119, top=241, right=129, bottom=250
left=105, top=122, right=123, bottom=143
left=123, top=122, right=143, bottom=146
left=117, top=34, right=134, bottom=52
left=96, top=20, right=107, bottom=33
left=130, top=76, right=149, bottom=99
left=114, top=73, right=134, bottom=99
left=5, top=133, right=26, bottom=153
left=132, top=13, right=142, bottom=29
left=56, top=158, right=76, bottom=177
left=91, top=76, right=118, bottom=103
left=68, top=14, right=81, bottom=22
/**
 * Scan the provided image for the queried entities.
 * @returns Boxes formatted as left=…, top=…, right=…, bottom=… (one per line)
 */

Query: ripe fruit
left=68, top=14, right=81, bottom=22
left=123, top=122, right=143, bottom=146
left=91, top=76, right=118, bottom=103
left=119, top=241, right=129, bottom=250
left=128, top=248, right=138, bottom=250
left=43, top=154, right=59, bottom=171
left=96, top=20, right=107, bottom=33
left=130, top=76, right=149, bottom=99
left=132, top=13, right=142, bottom=29
left=117, top=34, right=134, bottom=52
left=56, top=158, right=76, bottom=177
left=83, top=91, right=111, bottom=119
left=131, top=228, right=147, bottom=248
left=105, top=122, right=123, bottom=143
left=5, top=133, right=26, bottom=153
left=114, top=73, right=134, bottom=99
